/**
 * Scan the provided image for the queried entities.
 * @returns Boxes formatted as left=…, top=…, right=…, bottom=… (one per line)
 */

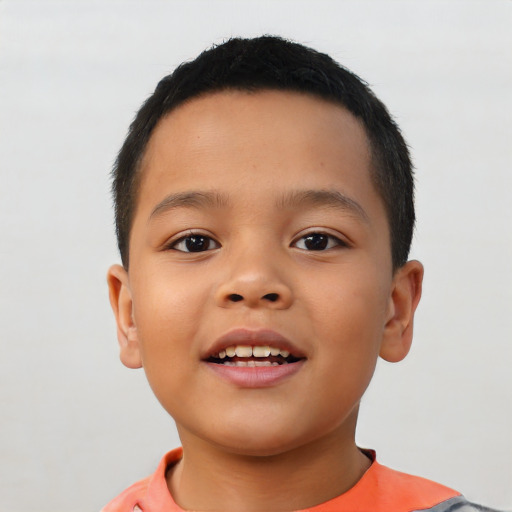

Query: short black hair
left=112, top=35, right=414, bottom=270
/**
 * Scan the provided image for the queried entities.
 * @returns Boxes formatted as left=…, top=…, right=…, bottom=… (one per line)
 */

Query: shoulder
left=368, top=463, right=505, bottom=512
left=100, top=477, right=150, bottom=512
left=317, top=453, right=505, bottom=512
left=100, top=448, right=183, bottom=512
left=371, top=464, right=504, bottom=511
left=347, top=460, right=460, bottom=510
left=407, top=494, right=506, bottom=511
left=371, top=461, right=459, bottom=500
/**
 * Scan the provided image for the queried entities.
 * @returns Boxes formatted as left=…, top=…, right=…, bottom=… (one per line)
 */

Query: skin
left=108, top=90, right=423, bottom=511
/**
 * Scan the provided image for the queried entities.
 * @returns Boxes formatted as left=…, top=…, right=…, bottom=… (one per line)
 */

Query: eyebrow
left=277, top=189, right=370, bottom=224
left=149, top=188, right=369, bottom=223
left=150, top=191, right=230, bottom=219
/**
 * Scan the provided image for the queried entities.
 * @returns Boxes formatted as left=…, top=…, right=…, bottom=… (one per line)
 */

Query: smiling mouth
left=206, top=345, right=303, bottom=367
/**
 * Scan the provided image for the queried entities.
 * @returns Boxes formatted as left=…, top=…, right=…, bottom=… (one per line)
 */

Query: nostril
left=228, top=293, right=244, bottom=302
left=263, top=293, right=279, bottom=302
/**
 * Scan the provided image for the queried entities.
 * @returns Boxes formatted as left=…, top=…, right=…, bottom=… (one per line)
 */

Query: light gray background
left=1, top=1, right=511, bottom=510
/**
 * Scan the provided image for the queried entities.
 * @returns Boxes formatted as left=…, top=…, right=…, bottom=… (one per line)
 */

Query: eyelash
left=166, top=230, right=347, bottom=253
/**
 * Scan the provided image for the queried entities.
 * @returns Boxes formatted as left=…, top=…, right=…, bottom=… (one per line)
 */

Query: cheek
left=309, top=265, right=389, bottom=356
left=134, top=265, right=208, bottom=322
left=131, top=271, right=209, bottom=369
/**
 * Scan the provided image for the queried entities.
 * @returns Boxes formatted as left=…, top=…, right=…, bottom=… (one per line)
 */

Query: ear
left=379, top=260, right=424, bottom=363
left=106, top=264, right=142, bottom=369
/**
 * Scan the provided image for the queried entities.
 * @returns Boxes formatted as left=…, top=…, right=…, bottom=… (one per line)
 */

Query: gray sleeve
left=414, top=495, right=506, bottom=512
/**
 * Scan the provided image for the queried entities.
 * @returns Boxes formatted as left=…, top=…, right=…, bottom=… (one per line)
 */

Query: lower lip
left=205, top=360, right=305, bottom=388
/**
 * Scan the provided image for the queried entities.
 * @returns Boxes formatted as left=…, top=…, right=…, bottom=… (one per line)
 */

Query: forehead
left=138, top=89, right=374, bottom=199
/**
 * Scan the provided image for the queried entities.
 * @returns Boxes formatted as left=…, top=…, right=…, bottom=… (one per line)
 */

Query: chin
left=204, top=422, right=316, bottom=458
left=220, top=439, right=301, bottom=458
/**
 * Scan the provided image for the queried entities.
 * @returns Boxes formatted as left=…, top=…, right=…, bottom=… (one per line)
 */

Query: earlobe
left=106, top=264, right=143, bottom=369
left=379, top=260, right=424, bottom=363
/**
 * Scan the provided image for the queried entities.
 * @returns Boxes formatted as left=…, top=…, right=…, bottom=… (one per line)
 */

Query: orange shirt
left=101, top=448, right=467, bottom=512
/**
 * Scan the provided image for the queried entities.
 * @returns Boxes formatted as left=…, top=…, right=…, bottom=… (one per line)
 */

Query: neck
left=167, top=418, right=371, bottom=511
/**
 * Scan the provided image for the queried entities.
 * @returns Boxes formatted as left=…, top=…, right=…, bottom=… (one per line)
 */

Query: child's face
left=108, top=90, right=421, bottom=456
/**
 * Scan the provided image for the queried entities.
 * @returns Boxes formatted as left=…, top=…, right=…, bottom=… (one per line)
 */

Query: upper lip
left=202, top=328, right=305, bottom=359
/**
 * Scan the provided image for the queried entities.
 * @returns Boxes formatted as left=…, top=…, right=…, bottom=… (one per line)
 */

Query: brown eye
left=171, top=234, right=220, bottom=253
left=304, top=234, right=328, bottom=250
left=294, top=233, right=344, bottom=251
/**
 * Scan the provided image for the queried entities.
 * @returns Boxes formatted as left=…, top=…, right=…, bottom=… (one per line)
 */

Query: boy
left=104, top=36, right=500, bottom=511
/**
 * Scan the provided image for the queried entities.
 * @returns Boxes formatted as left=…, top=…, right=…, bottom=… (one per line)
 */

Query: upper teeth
left=214, top=345, right=291, bottom=359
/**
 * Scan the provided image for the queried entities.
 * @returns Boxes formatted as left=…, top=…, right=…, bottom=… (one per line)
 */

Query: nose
left=215, top=253, right=293, bottom=310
